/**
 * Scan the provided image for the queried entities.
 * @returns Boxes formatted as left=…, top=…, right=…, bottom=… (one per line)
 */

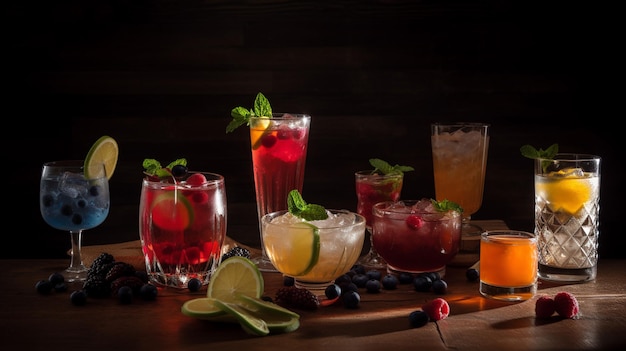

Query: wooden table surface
left=2, top=221, right=625, bottom=351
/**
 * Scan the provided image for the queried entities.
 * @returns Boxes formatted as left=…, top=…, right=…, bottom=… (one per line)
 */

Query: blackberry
left=88, top=262, right=116, bottom=280
left=110, top=276, right=145, bottom=296
left=275, top=286, right=319, bottom=310
left=105, top=262, right=136, bottom=283
left=90, top=253, right=115, bottom=273
left=221, top=247, right=251, bottom=262
left=83, top=277, right=111, bottom=298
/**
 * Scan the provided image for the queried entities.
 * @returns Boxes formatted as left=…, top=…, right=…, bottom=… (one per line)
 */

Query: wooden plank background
left=7, top=1, right=619, bottom=259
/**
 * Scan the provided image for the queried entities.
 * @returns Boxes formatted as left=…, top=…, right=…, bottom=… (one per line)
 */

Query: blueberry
left=88, top=185, right=101, bottom=196
left=432, top=279, right=448, bottom=294
left=343, top=291, right=360, bottom=309
left=35, top=280, right=53, bottom=294
left=334, top=274, right=352, bottom=285
left=135, top=270, right=149, bottom=283
left=70, top=290, right=87, bottom=306
left=187, top=278, right=202, bottom=292
left=425, top=272, right=441, bottom=282
left=139, top=284, right=158, bottom=301
left=366, top=270, right=382, bottom=281
left=365, top=279, right=381, bottom=293
left=48, top=272, right=65, bottom=286
left=350, top=264, right=366, bottom=275
left=398, top=272, right=413, bottom=284
left=466, top=268, right=479, bottom=282
left=283, top=276, right=295, bottom=286
left=340, top=282, right=359, bottom=295
left=261, top=296, right=273, bottom=302
left=409, top=310, right=430, bottom=328
left=325, top=284, right=341, bottom=299
left=351, top=274, right=369, bottom=288
left=118, top=286, right=133, bottom=304
left=382, top=274, right=399, bottom=290
left=54, top=282, right=68, bottom=292
left=171, top=165, right=188, bottom=177
left=413, top=275, right=433, bottom=292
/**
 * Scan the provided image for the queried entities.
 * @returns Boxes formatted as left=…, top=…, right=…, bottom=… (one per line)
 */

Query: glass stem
left=67, top=230, right=86, bottom=273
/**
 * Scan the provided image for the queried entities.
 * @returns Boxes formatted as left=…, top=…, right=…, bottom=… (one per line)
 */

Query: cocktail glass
left=139, top=171, right=226, bottom=289
left=479, top=230, right=538, bottom=301
left=371, top=199, right=462, bottom=277
left=261, top=209, right=366, bottom=296
left=40, top=160, right=110, bottom=282
left=249, top=114, right=310, bottom=272
left=534, top=153, right=601, bottom=283
left=431, top=123, right=489, bottom=250
left=355, top=170, right=404, bottom=268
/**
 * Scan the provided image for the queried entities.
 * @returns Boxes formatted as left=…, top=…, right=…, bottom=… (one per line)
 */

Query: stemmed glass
left=355, top=170, right=404, bottom=268
left=40, top=160, right=110, bottom=282
left=431, top=123, right=490, bottom=245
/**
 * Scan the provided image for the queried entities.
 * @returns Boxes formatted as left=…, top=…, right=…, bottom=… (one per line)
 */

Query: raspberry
left=275, top=286, right=319, bottom=310
left=422, top=298, right=450, bottom=321
left=535, top=295, right=556, bottom=318
left=406, top=215, right=423, bottom=229
left=554, top=291, right=580, bottom=319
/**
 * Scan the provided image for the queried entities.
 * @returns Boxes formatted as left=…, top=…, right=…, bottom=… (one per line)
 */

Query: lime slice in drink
left=264, top=222, right=320, bottom=276
left=150, top=191, right=194, bottom=231
left=207, top=256, right=264, bottom=302
left=84, top=135, right=119, bottom=180
left=250, top=118, right=271, bottom=150
left=181, top=297, right=231, bottom=320
left=213, top=299, right=270, bottom=336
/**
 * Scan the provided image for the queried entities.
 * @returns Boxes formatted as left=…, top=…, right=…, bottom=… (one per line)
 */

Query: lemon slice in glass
left=84, top=135, right=118, bottom=180
left=264, top=222, right=320, bottom=276
left=538, top=173, right=592, bottom=215
left=207, top=256, right=264, bottom=302
left=250, top=117, right=271, bottom=150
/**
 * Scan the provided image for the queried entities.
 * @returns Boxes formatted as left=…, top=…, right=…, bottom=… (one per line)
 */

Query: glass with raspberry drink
left=139, top=170, right=226, bottom=289
left=372, top=199, right=462, bottom=276
left=355, top=170, right=404, bottom=268
left=249, top=114, right=310, bottom=271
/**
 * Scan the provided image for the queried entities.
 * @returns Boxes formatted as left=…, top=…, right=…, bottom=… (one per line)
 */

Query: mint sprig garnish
left=287, top=190, right=329, bottom=221
left=143, top=158, right=187, bottom=178
left=369, top=158, right=414, bottom=175
left=430, top=199, right=463, bottom=214
left=520, top=144, right=558, bottom=160
left=520, top=144, right=558, bottom=173
left=226, top=92, right=273, bottom=133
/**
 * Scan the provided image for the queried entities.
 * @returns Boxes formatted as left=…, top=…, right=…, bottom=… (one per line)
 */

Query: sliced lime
left=250, top=118, right=271, bottom=150
left=235, top=294, right=300, bottom=318
left=213, top=299, right=270, bottom=336
left=150, top=191, right=194, bottom=231
left=207, top=256, right=264, bottom=302
left=84, top=135, right=118, bottom=180
left=181, top=297, right=231, bottom=320
left=265, top=222, right=320, bottom=276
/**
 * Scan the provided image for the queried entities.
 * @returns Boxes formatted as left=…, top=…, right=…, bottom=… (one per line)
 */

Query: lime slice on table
left=150, top=191, right=194, bottom=231
left=84, top=135, right=119, bottom=180
left=207, top=256, right=264, bottom=302
left=213, top=299, right=270, bottom=336
left=235, top=294, right=300, bottom=333
left=181, top=297, right=231, bottom=320
left=264, top=222, right=320, bottom=276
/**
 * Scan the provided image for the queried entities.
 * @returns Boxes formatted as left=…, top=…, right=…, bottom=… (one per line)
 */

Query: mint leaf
left=431, top=199, right=463, bottom=214
left=226, top=92, right=272, bottom=133
left=369, top=158, right=414, bottom=175
left=520, top=144, right=558, bottom=160
left=142, top=159, right=161, bottom=175
left=143, top=158, right=187, bottom=177
left=287, top=190, right=328, bottom=221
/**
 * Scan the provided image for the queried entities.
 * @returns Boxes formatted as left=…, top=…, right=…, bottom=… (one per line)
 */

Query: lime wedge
left=235, top=293, right=300, bottom=318
left=84, top=135, right=118, bottom=180
left=207, top=256, right=264, bottom=302
left=265, top=222, right=320, bottom=276
left=213, top=299, right=270, bottom=336
left=181, top=297, right=231, bottom=320
left=150, top=191, right=194, bottom=231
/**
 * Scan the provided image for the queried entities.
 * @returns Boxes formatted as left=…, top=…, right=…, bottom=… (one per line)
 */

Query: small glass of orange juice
left=479, top=230, right=537, bottom=301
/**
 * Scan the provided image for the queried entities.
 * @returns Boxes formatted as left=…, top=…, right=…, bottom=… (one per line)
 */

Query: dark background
left=6, top=1, right=620, bottom=259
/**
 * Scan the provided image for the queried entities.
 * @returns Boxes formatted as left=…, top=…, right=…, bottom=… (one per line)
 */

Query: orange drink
left=479, top=230, right=537, bottom=301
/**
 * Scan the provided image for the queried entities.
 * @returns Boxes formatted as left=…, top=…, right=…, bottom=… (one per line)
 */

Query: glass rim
left=262, top=209, right=365, bottom=229
left=536, top=153, right=601, bottom=162
left=249, top=113, right=311, bottom=120
left=372, top=200, right=462, bottom=219
left=142, top=171, right=225, bottom=185
left=431, top=122, right=490, bottom=127
left=355, top=170, right=404, bottom=178
left=43, top=160, right=87, bottom=168
left=481, top=230, right=536, bottom=240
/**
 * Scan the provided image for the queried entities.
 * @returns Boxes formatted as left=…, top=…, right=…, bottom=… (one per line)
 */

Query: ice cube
left=58, top=171, right=88, bottom=198
left=550, top=167, right=585, bottom=178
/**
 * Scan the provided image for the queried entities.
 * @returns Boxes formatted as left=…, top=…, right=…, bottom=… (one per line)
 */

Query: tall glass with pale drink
left=431, top=123, right=489, bottom=251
